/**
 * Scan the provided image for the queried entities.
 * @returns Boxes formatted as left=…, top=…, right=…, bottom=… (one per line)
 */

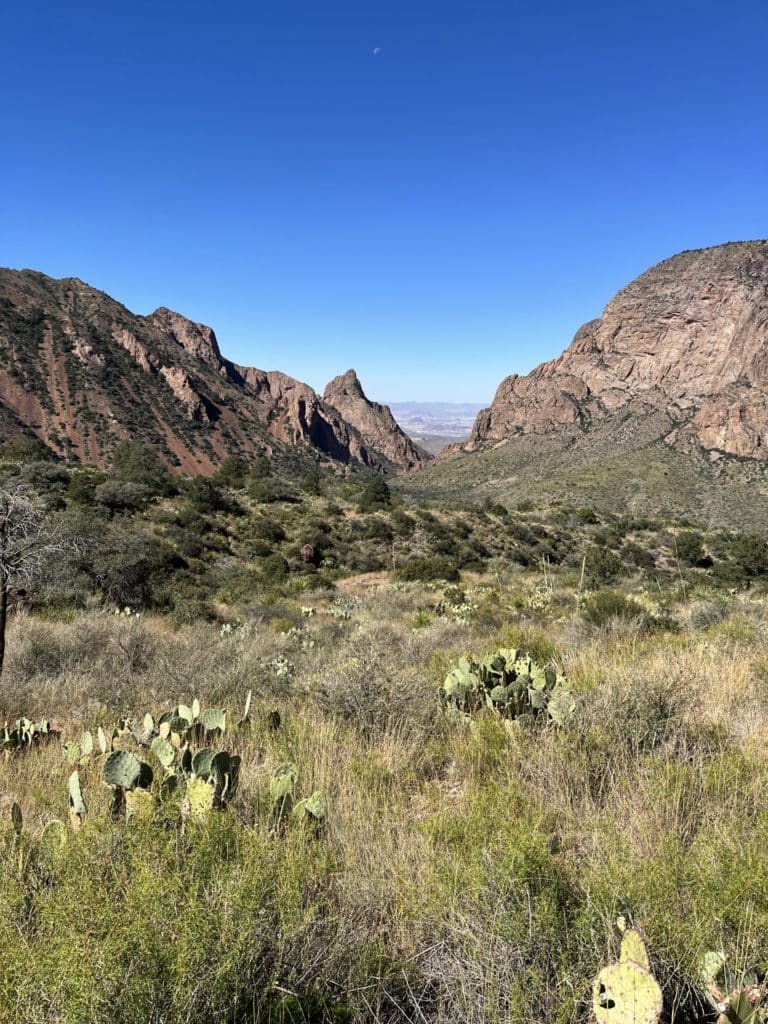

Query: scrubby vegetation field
left=1, top=440, right=768, bottom=1024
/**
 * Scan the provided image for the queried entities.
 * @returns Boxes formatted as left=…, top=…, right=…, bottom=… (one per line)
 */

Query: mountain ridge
left=404, top=240, right=768, bottom=529
left=0, top=268, right=424, bottom=475
left=461, top=240, right=768, bottom=460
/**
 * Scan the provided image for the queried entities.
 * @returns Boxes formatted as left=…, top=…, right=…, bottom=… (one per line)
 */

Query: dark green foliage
left=94, top=480, right=153, bottom=512
left=214, top=455, right=249, bottom=489
left=248, top=516, right=286, bottom=543
left=18, top=461, right=70, bottom=493
left=0, top=436, right=55, bottom=463
left=728, top=533, right=768, bottom=577
left=247, top=477, right=298, bottom=503
left=67, top=470, right=103, bottom=506
left=110, top=440, right=174, bottom=497
left=365, top=517, right=394, bottom=543
left=583, top=545, right=624, bottom=586
left=90, top=532, right=184, bottom=608
left=675, top=530, right=706, bottom=566
left=390, top=510, right=415, bottom=537
left=359, top=477, right=391, bottom=512
left=262, top=553, right=289, bottom=585
left=181, top=476, right=232, bottom=513
left=300, top=468, right=322, bottom=495
left=620, top=541, right=656, bottom=570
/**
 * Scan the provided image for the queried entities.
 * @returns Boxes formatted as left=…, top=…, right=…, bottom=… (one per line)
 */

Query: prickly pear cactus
left=442, top=647, right=575, bottom=726
left=701, top=951, right=767, bottom=1024
left=201, top=708, right=226, bottom=735
left=593, top=922, right=663, bottom=1024
left=103, top=750, right=152, bottom=791
left=150, top=735, right=175, bottom=769
left=183, top=777, right=215, bottom=820
left=68, top=771, right=87, bottom=831
left=270, top=763, right=298, bottom=803
left=293, top=791, right=327, bottom=823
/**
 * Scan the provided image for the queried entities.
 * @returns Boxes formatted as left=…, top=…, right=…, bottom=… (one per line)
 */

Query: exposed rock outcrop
left=467, top=241, right=768, bottom=460
left=323, top=370, right=429, bottom=472
left=0, top=268, right=407, bottom=474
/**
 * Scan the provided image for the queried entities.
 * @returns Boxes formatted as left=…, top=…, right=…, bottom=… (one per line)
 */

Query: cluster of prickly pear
left=102, top=750, right=154, bottom=818
left=109, top=700, right=228, bottom=759
left=442, top=647, right=575, bottom=726
left=177, top=747, right=242, bottom=819
left=593, top=918, right=663, bottom=1024
left=268, top=763, right=326, bottom=835
left=1, top=718, right=58, bottom=754
left=701, top=951, right=767, bottom=1024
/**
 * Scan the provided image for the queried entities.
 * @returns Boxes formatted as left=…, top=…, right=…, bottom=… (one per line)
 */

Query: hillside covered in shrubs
left=1, top=439, right=768, bottom=1023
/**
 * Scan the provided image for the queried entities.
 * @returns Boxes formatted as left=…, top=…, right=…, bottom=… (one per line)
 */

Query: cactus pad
left=150, top=736, right=175, bottom=769
left=620, top=929, right=651, bottom=971
left=270, top=762, right=299, bottom=802
left=201, top=708, right=226, bottom=734
left=103, top=750, right=149, bottom=790
left=593, top=961, right=663, bottom=1024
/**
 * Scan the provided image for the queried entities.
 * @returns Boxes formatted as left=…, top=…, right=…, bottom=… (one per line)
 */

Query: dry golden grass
left=1, top=574, right=767, bottom=1023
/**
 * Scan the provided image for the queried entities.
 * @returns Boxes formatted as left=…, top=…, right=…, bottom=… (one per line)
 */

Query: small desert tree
left=0, top=486, right=66, bottom=676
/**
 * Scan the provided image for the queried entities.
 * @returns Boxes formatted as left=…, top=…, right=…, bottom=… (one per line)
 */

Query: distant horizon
left=2, top=1, right=766, bottom=402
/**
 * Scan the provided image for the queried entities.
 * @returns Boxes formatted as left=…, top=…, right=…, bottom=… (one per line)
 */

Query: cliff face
left=323, top=370, right=430, bottom=472
left=468, top=241, right=768, bottom=460
left=0, top=269, right=408, bottom=474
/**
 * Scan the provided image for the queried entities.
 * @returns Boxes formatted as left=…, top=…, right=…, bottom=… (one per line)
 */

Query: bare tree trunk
left=0, top=577, right=8, bottom=678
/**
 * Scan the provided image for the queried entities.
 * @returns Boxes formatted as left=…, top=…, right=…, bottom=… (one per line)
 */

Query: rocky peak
left=468, top=240, right=768, bottom=460
left=147, top=306, right=228, bottom=376
left=326, top=368, right=366, bottom=399
left=0, top=267, right=419, bottom=475
left=324, top=370, right=430, bottom=472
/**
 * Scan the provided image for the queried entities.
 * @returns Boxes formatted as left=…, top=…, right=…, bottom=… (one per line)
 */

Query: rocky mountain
left=466, top=240, right=768, bottom=459
left=405, top=241, right=768, bottom=528
left=0, top=268, right=420, bottom=475
left=323, top=370, right=429, bottom=471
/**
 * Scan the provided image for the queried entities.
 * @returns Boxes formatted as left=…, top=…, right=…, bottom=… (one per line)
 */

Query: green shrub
left=583, top=545, right=624, bottom=586
left=94, top=480, right=153, bottom=512
left=675, top=530, right=706, bottom=566
left=580, top=589, right=646, bottom=627
left=214, top=455, right=249, bottom=489
left=262, top=553, right=289, bottom=585
left=181, top=476, right=232, bottom=513
left=359, top=477, right=391, bottom=512
left=728, top=533, right=768, bottom=577
left=620, top=541, right=656, bottom=570
left=110, top=440, right=174, bottom=497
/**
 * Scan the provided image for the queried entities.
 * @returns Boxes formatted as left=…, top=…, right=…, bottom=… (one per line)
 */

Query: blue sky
left=2, top=1, right=766, bottom=402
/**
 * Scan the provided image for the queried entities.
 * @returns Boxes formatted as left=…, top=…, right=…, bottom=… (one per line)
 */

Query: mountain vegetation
left=0, top=435, right=767, bottom=1022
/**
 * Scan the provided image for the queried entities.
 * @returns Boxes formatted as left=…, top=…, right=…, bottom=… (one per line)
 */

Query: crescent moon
left=373, top=47, right=382, bottom=56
